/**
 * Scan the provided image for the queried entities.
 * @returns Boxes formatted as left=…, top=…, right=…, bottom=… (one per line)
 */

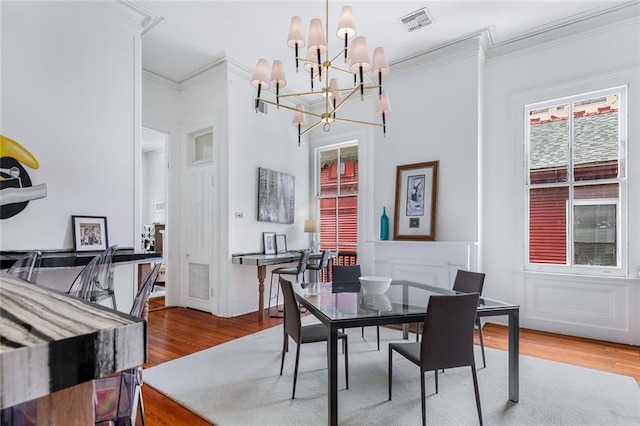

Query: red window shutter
left=529, top=187, right=568, bottom=264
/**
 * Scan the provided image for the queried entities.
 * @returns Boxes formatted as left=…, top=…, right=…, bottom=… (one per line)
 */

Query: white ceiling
left=139, top=0, right=627, bottom=87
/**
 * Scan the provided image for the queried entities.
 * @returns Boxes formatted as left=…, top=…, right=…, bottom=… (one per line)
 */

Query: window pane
left=529, top=104, right=568, bottom=184
left=574, top=204, right=616, bottom=266
left=573, top=95, right=618, bottom=181
left=339, top=145, right=358, bottom=195
left=574, top=183, right=618, bottom=200
left=319, top=198, right=336, bottom=251
left=337, top=196, right=358, bottom=255
left=529, top=186, right=568, bottom=264
left=319, top=148, right=338, bottom=196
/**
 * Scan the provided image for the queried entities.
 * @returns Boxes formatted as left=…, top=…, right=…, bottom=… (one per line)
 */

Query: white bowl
left=359, top=276, right=392, bottom=294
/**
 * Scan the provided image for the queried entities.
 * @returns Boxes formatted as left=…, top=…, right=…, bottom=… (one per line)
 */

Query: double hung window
left=525, top=87, right=626, bottom=272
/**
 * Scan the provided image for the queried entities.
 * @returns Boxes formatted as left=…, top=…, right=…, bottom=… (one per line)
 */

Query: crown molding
left=142, top=69, right=180, bottom=91
left=390, top=31, right=486, bottom=76
left=93, top=0, right=164, bottom=34
left=486, top=1, right=640, bottom=60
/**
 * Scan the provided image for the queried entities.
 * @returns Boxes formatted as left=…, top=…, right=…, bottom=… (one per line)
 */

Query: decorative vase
left=380, top=207, right=389, bottom=240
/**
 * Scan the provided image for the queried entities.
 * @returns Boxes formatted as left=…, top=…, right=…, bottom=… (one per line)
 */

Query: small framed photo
left=72, top=215, right=108, bottom=252
left=263, top=232, right=276, bottom=255
left=275, top=234, right=287, bottom=254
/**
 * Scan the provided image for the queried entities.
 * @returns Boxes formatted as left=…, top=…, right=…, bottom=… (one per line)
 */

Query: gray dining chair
left=389, top=293, right=483, bottom=426
left=452, top=270, right=487, bottom=368
left=267, top=249, right=310, bottom=318
left=332, top=264, right=381, bottom=350
left=306, top=249, right=331, bottom=282
left=413, top=270, right=487, bottom=368
left=279, top=277, right=349, bottom=399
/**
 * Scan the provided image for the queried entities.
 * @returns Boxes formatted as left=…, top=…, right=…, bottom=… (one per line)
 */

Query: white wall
left=483, top=13, right=640, bottom=344
left=0, top=1, right=140, bottom=251
left=1, top=1, right=145, bottom=313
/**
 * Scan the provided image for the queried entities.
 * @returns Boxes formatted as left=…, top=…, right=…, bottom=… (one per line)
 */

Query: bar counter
left=0, top=273, right=146, bottom=410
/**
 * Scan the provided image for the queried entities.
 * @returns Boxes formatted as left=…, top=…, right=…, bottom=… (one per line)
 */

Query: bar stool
left=306, top=249, right=331, bottom=282
left=7, top=250, right=42, bottom=283
left=267, top=250, right=310, bottom=318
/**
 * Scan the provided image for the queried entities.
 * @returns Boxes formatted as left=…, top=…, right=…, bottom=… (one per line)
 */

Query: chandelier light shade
left=269, top=60, right=287, bottom=105
left=252, top=0, right=391, bottom=143
left=287, top=16, right=305, bottom=70
left=375, top=91, right=391, bottom=135
left=292, top=104, right=306, bottom=146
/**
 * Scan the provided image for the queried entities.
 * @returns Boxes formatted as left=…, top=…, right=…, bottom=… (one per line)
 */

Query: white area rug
left=144, top=321, right=640, bottom=425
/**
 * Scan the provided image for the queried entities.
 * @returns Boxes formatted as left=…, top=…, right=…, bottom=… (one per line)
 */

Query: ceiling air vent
left=399, top=8, right=433, bottom=32
left=256, top=99, right=268, bottom=114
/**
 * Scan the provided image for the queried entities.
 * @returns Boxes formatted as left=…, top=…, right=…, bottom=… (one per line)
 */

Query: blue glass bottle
left=380, top=207, right=389, bottom=240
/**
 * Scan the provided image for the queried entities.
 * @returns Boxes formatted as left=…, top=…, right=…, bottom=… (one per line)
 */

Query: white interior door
left=183, top=162, right=214, bottom=311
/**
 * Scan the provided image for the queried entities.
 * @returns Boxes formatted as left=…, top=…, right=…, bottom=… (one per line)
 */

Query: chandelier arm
left=331, top=65, right=355, bottom=76
left=277, top=91, right=322, bottom=98
left=329, top=48, right=347, bottom=64
left=299, top=120, right=324, bottom=137
left=332, top=116, right=384, bottom=127
left=257, top=98, right=325, bottom=119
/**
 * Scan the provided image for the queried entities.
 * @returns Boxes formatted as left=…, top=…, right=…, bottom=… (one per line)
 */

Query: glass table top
left=294, top=279, right=519, bottom=323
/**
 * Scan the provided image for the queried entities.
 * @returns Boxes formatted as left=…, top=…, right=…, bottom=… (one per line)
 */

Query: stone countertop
left=0, top=273, right=146, bottom=409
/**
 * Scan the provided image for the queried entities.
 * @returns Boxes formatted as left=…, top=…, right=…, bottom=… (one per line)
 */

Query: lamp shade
left=307, top=18, right=327, bottom=54
left=375, top=91, right=392, bottom=115
left=287, top=16, right=305, bottom=48
left=269, top=60, right=287, bottom=88
left=348, top=36, right=371, bottom=73
left=303, top=49, right=319, bottom=73
left=304, top=219, right=318, bottom=233
left=329, top=78, right=342, bottom=103
left=336, top=6, right=356, bottom=40
left=371, top=47, right=389, bottom=75
left=250, top=59, right=270, bottom=89
left=292, top=104, right=306, bottom=126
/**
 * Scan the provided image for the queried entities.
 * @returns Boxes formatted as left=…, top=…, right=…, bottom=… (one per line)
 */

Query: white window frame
left=524, top=86, right=627, bottom=276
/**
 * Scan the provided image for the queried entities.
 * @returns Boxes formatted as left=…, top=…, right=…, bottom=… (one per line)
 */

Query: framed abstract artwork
left=393, top=161, right=438, bottom=240
left=257, top=167, right=295, bottom=224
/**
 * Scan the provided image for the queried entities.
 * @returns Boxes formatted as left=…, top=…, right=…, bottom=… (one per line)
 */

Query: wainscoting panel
left=514, top=272, right=639, bottom=345
left=371, top=241, right=479, bottom=308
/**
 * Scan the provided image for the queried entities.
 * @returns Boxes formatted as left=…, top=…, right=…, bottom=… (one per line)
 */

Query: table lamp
left=304, top=219, right=318, bottom=252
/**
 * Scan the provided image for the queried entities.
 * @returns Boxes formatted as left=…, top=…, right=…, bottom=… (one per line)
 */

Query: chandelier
left=250, top=0, right=391, bottom=145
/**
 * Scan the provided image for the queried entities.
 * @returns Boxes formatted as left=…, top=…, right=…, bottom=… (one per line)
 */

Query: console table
left=0, top=248, right=162, bottom=270
left=232, top=251, right=329, bottom=321
left=0, top=273, right=146, bottom=419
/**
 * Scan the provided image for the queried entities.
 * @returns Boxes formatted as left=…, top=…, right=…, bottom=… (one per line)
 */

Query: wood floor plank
left=143, top=302, right=639, bottom=425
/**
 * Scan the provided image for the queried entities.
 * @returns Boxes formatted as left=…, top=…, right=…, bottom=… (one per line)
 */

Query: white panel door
left=183, top=162, right=213, bottom=312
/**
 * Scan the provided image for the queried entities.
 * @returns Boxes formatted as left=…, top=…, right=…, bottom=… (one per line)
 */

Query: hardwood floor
left=143, top=299, right=640, bottom=425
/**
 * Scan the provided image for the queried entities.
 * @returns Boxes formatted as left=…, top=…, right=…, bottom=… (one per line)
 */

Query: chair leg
left=388, top=346, right=393, bottom=400
left=137, top=385, right=146, bottom=426
left=110, top=292, right=117, bottom=310
left=434, top=369, right=439, bottom=394
left=344, top=337, right=349, bottom=389
left=477, top=318, right=486, bottom=368
left=415, top=322, right=420, bottom=342
left=268, top=273, right=283, bottom=318
left=292, top=344, right=301, bottom=399
left=280, top=333, right=287, bottom=376
left=376, top=326, right=380, bottom=351
left=420, top=370, right=426, bottom=426
left=471, top=365, right=483, bottom=425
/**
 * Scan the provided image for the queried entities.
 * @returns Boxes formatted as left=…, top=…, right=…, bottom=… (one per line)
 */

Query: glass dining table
left=293, top=279, right=520, bottom=426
